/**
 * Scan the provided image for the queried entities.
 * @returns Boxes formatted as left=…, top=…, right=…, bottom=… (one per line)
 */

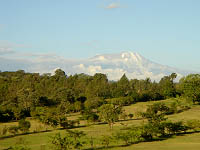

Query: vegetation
left=1, top=70, right=200, bottom=149
left=50, top=130, right=86, bottom=150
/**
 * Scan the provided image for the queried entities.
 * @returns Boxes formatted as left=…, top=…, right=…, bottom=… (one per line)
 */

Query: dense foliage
left=0, top=69, right=199, bottom=124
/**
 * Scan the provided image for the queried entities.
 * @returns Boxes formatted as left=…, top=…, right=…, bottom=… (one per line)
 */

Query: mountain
left=0, top=51, right=191, bottom=81
left=71, top=51, right=189, bottom=81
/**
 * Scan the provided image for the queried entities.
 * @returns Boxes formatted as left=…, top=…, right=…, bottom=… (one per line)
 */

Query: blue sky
left=0, top=0, right=200, bottom=71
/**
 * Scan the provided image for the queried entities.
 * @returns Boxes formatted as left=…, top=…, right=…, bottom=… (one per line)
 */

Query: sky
left=0, top=0, right=200, bottom=72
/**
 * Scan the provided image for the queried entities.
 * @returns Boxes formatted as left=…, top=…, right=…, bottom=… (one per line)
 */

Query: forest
left=0, top=69, right=200, bottom=150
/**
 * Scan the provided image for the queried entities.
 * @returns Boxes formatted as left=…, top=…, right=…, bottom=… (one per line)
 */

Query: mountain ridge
left=0, top=51, right=192, bottom=81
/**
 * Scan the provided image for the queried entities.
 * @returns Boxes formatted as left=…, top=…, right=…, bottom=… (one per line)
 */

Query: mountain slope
left=0, top=51, right=190, bottom=81
left=72, top=51, right=188, bottom=81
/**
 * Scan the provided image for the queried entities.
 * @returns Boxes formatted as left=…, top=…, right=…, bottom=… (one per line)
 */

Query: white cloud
left=105, top=2, right=121, bottom=9
left=0, top=40, right=29, bottom=55
left=0, top=47, right=14, bottom=55
left=0, top=50, right=188, bottom=82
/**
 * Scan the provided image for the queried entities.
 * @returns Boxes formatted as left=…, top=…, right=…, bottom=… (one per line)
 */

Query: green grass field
left=1, top=98, right=200, bottom=150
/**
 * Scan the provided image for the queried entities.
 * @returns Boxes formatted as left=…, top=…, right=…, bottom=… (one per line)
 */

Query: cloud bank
left=0, top=50, right=190, bottom=81
left=105, top=2, right=121, bottom=9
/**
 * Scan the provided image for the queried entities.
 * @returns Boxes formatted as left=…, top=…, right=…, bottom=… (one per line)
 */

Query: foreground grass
left=1, top=98, right=200, bottom=150
left=109, top=132, right=200, bottom=150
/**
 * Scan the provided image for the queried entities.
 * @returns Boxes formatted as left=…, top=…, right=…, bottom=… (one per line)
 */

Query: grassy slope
left=1, top=98, right=200, bottom=150
left=109, top=132, right=200, bottom=150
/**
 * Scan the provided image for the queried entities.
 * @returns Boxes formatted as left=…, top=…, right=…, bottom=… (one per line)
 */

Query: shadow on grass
left=90, top=118, right=143, bottom=126
left=0, top=129, right=52, bottom=140
left=83, top=144, right=132, bottom=150
left=0, top=124, right=90, bottom=140
left=57, top=124, right=87, bottom=130
left=175, top=130, right=200, bottom=136
left=84, top=130, right=200, bottom=150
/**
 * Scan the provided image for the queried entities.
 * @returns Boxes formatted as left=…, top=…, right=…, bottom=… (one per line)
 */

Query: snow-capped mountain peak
left=0, top=51, right=191, bottom=81
left=77, top=51, right=188, bottom=81
left=121, top=51, right=142, bottom=63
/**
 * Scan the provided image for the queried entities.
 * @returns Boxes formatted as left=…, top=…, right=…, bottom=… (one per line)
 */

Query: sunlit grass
left=1, top=98, right=200, bottom=150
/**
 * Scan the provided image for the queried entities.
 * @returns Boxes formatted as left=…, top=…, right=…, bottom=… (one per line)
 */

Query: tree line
left=0, top=69, right=200, bottom=123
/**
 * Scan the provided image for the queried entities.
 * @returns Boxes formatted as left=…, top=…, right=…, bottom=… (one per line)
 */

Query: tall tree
left=179, top=74, right=200, bottom=103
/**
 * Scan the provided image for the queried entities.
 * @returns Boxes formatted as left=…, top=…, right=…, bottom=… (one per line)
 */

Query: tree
left=140, top=102, right=170, bottom=138
left=141, top=102, right=169, bottom=124
left=159, top=73, right=177, bottom=98
left=162, top=121, right=188, bottom=135
left=18, top=119, right=31, bottom=133
left=115, top=74, right=130, bottom=97
left=98, top=104, right=122, bottom=129
left=84, top=97, right=103, bottom=110
left=50, top=130, right=85, bottom=150
left=179, top=74, right=200, bottom=103
left=17, top=88, right=36, bottom=115
left=85, top=73, right=109, bottom=98
left=54, top=69, right=66, bottom=77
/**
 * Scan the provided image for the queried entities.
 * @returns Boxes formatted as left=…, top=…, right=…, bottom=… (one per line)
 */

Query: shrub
left=7, top=145, right=31, bottom=150
left=128, top=113, right=134, bottom=119
left=18, top=119, right=31, bottom=133
left=0, top=125, right=8, bottom=136
left=80, top=109, right=99, bottom=124
left=115, top=131, right=132, bottom=145
left=120, top=112, right=128, bottom=120
left=59, top=117, right=69, bottom=129
left=115, top=126, right=143, bottom=145
left=50, top=130, right=86, bottom=150
left=163, top=121, right=188, bottom=135
left=8, top=126, right=19, bottom=135
left=100, top=135, right=113, bottom=148
left=141, top=123, right=161, bottom=140
left=186, top=119, right=200, bottom=131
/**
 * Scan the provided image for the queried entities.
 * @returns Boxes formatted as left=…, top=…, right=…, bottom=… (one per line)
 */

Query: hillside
left=0, top=98, right=200, bottom=150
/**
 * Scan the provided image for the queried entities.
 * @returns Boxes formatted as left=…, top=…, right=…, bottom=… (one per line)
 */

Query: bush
left=80, top=109, right=99, bottom=124
left=7, top=145, right=31, bottom=150
left=186, top=119, right=200, bottom=131
left=168, top=102, right=178, bottom=114
left=59, top=117, right=69, bottom=129
left=0, top=125, right=8, bottom=136
left=50, top=130, right=86, bottom=150
left=128, top=113, right=134, bottom=119
left=168, top=99, right=191, bottom=114
left=115, top=131, right=133, bottom=145
left=162, top=121, right=188, bottom=135
left=18, top=119, right=31, bottom=133
left=101, top=135, right=113, bottom=148
left=141, top=123, right=161, bottom=140
left=108, top=97, right=133, bottom=106
left=8, top=126, right=19, bottom=135
left=120, top=112, right=128, bottom=120
left=115, top=126, right=143, bottom=145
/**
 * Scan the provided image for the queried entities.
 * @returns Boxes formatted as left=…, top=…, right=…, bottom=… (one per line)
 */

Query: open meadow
left=1, top=98, right=200, bottom=150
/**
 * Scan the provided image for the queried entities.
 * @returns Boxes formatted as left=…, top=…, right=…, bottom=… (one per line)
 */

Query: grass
left=109, top=132, right=200, bottom=150
left=1, top=98, right=200, bottom=150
